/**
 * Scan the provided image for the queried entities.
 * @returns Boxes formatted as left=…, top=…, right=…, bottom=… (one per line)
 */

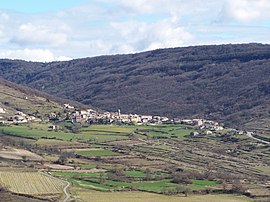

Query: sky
left=0, top=0, right=269, bottom=62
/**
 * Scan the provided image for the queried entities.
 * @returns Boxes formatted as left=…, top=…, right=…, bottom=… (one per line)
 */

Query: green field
left=71, top=179, right=114, bottom=191
left=125, top=171, right=147, bottom=178
left=0, top=125, right=129, bottom=143
left=75, top=149, right=120, bottom=157
left=0, top=122, right=263, bottom=201
left=134, top=125, right=194, bottom=140
left=52, top=171, right=105, bottom=178
left=192, top=179, right=218, bottom=186
left=0, top=126, right=75, bottom=140
left=0, top=124, right=196, bottom=143
left=53, top=170, right=219, bottom=194
left=81, top=125, right=135, bottom=133
left=34, top=138, right=75, bottom=146
left=79, top=134, right=129, bottom=143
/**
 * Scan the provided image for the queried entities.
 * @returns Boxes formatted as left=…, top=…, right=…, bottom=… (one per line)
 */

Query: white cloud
left=105, top=0, right=222, bottom=17
left=222, top=0, right=270, bottom=23
left=0, top=12, right=9, bottom=21
left=147, top=23, right=195, bottom=50
left=0, top=0, right=269, bottom=62
left=0, top=29, right=5, bottom=40
left=11, top=23, right=68, bottom=46
left=110, top=17, right=195, bottom=52
left=114, top=0, right=160, bottom=14
left=0, top=48, right=72, bottom=62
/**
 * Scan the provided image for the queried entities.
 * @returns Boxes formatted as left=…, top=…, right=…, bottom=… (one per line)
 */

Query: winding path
left=63, top=182, right=71, bottom=202
left=38, top=170, right=71, bottom=202
left=246, top=132, right=270, bottom=144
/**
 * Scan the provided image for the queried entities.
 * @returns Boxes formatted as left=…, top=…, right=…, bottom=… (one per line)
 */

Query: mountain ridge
left=0, top=43, right=270, bottom=129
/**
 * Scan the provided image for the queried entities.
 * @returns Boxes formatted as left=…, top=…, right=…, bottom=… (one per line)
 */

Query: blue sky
left=0, top=0, right=88, bottom=13
left=0, top=0, right=269, bottom=62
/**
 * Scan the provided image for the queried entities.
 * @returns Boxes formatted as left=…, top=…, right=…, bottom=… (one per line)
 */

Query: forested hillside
left=1, top=43, right=270, bottom=128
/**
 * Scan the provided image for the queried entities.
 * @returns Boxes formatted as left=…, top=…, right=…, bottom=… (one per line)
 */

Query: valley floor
left=71, top=189, right=252, bottom=202
left=0, top=123, right=269, bottom=202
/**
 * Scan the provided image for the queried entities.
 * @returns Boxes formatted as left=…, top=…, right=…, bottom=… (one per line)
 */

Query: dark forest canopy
left=1, top=43, right=270, bottom=128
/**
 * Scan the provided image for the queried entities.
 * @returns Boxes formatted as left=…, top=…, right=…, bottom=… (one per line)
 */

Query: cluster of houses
left=0, top=108, right=41, bottom=124
left=180, top=119, right=224, bottom=131
left=0, top=104, right=224, bottom=132
left=0, top=107, right=6, bottom=124
left=70, top=106, right=224, bottom=131
left=8, top=111, right=41, bottom=124
left=71, top=109, right=170, bottom=125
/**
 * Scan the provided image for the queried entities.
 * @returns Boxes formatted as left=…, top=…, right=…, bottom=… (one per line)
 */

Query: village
left=0, top=104, right=225, bottom=133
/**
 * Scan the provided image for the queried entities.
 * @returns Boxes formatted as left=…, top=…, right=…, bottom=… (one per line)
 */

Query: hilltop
left=0, top=43, right=270, bottom=130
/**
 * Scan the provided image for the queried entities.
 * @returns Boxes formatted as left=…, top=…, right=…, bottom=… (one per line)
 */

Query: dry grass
left=72, top=188, right=252, bottom=202
left=0, top=191, right=45, bottom=202
left=0, top=171, right=66, bottom=196
left=0, top=148, right=43, bottom=161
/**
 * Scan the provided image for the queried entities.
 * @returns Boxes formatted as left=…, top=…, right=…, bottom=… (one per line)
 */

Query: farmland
left=0, top=123, right=195, bottom=143
left=0, top=124, right=132, bottom=143
left=75, top=149, right=121, bottom=157
left=0, top=123, right=269, bottom=201
left=72, top=189, right=253, bottom=202
left=0, top=171, right=67, bottom=199
left=52, top=169, right=220, bottom=194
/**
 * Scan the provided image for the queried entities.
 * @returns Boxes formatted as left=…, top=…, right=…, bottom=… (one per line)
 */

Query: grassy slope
left=0, top=78, right=91, bottom=120
left=0, top=79, right=63, bottom=117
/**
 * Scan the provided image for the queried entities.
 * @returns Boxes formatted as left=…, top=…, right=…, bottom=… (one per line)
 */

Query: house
left=129, top=114, right=141, bottom=123
left=193, top=119, right=203, bottom=126
left=190, top=131, right=205, bottom=137
left=63, top=104, right=75, bottom=110
left=160, top=117, right=169, bottom=122
left=0, top=116, right=6, bottom=124
left=12, top=115, right=28, bottom=124
left=15, top=111, right=27, bottom=116
left=48, top=125, right=57, bottom=131
left=26, top=116, right=41, bottom=122
left=140, top=115, right=153, bottom=123
left=173, top=118, right=182, bottom=124
left=0, top=108, right=6, bottom=114
left=49, top=112, right=57, bottom=119
left=213, top=126, right=224, bottom=131
left=119, top=114, right=130, bottom=123
left=181, top=119, right=193, bottom=125
left=190, top=131, right=200, bottom=137
left=206, top=130, right=213, bottom=135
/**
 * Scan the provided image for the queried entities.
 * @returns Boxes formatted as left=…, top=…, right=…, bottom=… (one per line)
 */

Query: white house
left=64, top=104, right=75, bottom=109
left=0, top=108, right=6, bottom=114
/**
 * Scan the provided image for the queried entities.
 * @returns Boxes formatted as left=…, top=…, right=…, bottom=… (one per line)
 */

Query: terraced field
left=75, top=149, right=121, bottom=157
left=52, top=170, right=219, bottom=194
left=0, top=125, right=132, bottom=143
left=0, top=123, right=268, bottom=201
left=0, top=124, right=195, bottom=143
left=0, top=171, right=67, bottom=197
